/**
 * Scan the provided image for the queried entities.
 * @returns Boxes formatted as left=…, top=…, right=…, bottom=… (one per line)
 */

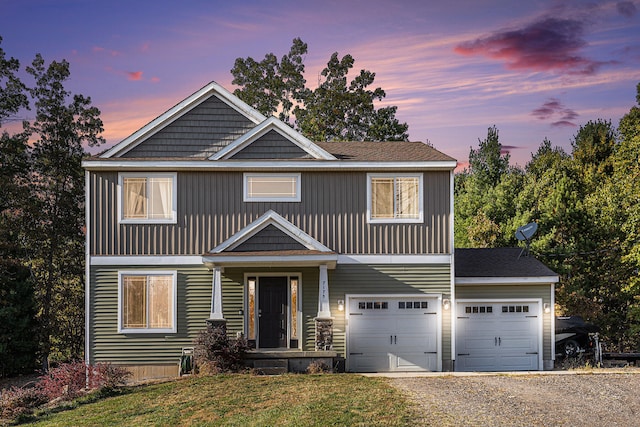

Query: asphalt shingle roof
left=316, top=141, right=456, bottom=162
left=455, top=248, right=557, bottom=278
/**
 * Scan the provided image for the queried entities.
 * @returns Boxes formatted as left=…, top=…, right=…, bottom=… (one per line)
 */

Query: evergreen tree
left=24, top=54, right=104, bottom=366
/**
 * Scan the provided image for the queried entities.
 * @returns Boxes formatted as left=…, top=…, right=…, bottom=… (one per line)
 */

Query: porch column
left=317, top=264, right=331, bottom=318
left=207, top=266, right=226, bottom=328
left=315, top=264, right=333, bottom=351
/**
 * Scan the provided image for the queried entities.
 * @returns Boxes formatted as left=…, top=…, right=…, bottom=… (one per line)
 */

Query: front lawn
left=25, top=374, right=416, bottom=426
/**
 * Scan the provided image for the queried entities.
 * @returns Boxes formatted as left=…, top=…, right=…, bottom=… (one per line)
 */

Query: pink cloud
left=150, top=76, right=161, bottom=83
left=454, top=17, right=614, bottom=75
left=92, top=46, right=121, bottom=57
left=455, top=161, right=470, bottom=173
left=127, top=71, right=143, bottom=81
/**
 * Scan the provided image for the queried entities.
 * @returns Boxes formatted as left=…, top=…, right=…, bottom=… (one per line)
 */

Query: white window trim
left=117, top=172, right=177, bottom=224
left=117, top=270, right=178, bottom=334
left=243, top=173, right=301, bottom=202
left=366, top=172, right=424, bottom=224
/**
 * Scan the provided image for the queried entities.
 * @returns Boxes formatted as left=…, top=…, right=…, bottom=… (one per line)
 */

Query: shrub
left=92, top=363, right=132, bottom=391
left=0, top=385, right=48, bottom=420
left=194, top=325, right=250, bottom=374
left=306, top=360, right=331, bottom=374
left=38, top=360, right=87, bottom=400
left=0, top=361, right=131, bottom=423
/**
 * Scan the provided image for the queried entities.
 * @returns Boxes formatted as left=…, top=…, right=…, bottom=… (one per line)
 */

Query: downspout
left=551, top=281, right=556, bottom=363
left=84, top=170, right=91, bottom=386
left=449, top=169, right=456, bottom=371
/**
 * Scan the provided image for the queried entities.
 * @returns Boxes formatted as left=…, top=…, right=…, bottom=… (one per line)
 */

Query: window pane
left=123, top=178, right=147, bottom=219
left=371, top=177, right=394, bottom=218
left=248, top=278, right=256, bottom=340
left=247, top=176, right=297, bottom=199
left=148, top=276, right=172, bottom=328
left=290, top=278, right=298, bottom=339
left=396, top=177, right=419, bottom=218
left=149, top=177, right=173, bottom=219
left=123, top=276, right=146, bottom=328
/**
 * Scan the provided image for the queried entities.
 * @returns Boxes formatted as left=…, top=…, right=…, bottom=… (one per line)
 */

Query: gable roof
left=100, top=81, right=266, bottom=158
left=210, top=117, right=336, bottom=161
left=455, top=248, right=558, bottom=284
left=210, top=210, right=333, bottom=253
left=203, top=210, right=337, bottom=268
left=84, top=81, right=458, bottom=169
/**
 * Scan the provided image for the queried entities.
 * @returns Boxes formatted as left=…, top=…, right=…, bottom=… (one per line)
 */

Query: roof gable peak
left=210, top=117, right=336, bottom=161
left=210, top=210, right=333, bottom=253
left=101, top=81, right=267, bottom=158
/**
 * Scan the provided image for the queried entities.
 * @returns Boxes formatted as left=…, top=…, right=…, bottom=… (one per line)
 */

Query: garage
left=456, top=300, right=542, bottom=371
left=346, top=295, right=441, bottom=372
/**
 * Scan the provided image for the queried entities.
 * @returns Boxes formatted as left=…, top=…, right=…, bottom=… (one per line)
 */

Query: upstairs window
left=118, top=272, right=176, bottom=333
left=367, top=173, right=423, bottom=223
left=119, top=173, right=176, bottom=223
left=243, top=173, right=301, bottom=202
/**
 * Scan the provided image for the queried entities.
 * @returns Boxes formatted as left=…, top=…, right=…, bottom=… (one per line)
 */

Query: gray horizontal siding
left=230, top=130, right=312, bottom=159
left=122, top=96, right=256, bottom=158
left=90, top=170, right=451, bottom=256
left=455, top=284, right=554, bottom=362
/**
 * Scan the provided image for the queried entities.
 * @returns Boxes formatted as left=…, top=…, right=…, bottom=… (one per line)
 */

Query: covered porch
left=200, top=210, right=340, bottom=371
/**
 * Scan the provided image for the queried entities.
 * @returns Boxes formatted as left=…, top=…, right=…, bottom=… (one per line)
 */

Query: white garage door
left=456, top=300, right=541, bottom=371
left=347, top=296, right=439, bottom=372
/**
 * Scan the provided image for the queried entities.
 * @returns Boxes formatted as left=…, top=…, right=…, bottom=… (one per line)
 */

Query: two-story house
left=83, top=82, right=558, bottom=381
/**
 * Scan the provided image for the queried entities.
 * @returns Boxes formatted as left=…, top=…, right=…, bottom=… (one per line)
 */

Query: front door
left=258, top=277, right=288, bottom=348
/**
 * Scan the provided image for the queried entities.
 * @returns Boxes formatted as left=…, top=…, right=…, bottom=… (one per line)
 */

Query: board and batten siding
left=455, top=284, right=554, bottom=362
left=89, top=170, right=451, bottom=256
left=306, top=264, right=453, bottom=363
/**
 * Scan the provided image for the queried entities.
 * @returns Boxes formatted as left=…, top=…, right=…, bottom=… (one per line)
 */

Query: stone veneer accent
left=315, top=318, right=333, bottom=351
left=205, top=318, right=227, bottom=333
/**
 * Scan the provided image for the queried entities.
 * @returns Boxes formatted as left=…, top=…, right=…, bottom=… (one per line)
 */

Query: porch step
left=253, top=358, right=288, bottom=375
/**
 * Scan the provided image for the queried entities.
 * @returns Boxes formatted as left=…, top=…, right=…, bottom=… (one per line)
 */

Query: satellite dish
left=515, top=222, right=538, bottom=258
left=516, top=222, right=538, bottom=241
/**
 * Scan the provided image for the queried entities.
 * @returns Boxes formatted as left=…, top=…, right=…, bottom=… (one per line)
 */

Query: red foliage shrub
left=0, top=385, right=48, bottom=419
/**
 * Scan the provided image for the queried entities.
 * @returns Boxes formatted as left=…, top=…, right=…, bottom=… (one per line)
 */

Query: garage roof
left=455, top=248, right=557, bottom=278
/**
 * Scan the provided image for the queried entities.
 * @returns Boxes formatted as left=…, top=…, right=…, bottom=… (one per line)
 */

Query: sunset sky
left=2, top=0, right=639, bottom=167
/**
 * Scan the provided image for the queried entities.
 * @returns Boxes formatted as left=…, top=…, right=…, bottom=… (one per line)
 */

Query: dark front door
left=258, top=277, right=288, bottom=348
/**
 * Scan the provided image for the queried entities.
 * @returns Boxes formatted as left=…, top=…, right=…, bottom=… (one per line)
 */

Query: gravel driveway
left=389, top=370, right=640, bottom=426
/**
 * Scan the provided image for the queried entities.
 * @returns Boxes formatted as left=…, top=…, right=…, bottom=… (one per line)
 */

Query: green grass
left=25, top=374, right=417, bottom=426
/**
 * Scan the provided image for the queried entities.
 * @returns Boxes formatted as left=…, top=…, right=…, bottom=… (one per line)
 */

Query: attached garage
left=346, top=295, right=441, bottom=372
left=454, top=248, right=559, bottom=372
left=456, top=299, right=542, bottom=371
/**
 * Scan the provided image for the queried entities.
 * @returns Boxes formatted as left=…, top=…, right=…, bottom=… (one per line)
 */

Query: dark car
left=555, top=316, right=600, bottom=358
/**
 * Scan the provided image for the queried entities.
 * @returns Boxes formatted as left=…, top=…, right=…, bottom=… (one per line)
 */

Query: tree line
left=455, top=88, right=640, bottom=351
left=0, top=37, right=104, bottom=376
